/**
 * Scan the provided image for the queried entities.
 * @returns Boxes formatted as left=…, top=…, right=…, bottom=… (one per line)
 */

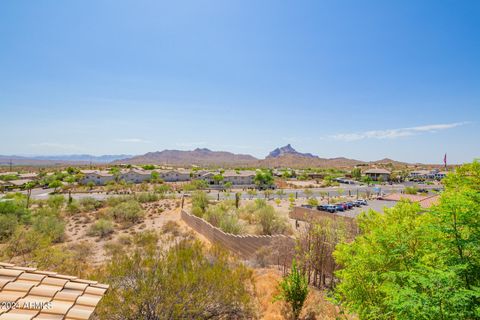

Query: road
left=1, top=182, right=442, bottom=201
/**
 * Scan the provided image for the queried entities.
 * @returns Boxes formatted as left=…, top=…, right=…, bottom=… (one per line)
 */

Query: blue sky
left=1, top=0, right=479, bottom=164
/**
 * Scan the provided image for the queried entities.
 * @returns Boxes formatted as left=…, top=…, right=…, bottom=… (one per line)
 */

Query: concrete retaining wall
left=181, top=210, right=294, bottom=258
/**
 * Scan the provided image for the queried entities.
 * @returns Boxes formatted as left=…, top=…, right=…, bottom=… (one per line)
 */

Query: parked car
left=345, top=202, right=354, bottom=209
left=324, top=205, right=337, bottom=213
left=355, top=199, right=368, bottom=206
left=335, top=204, right=345, bottom=211
left=301, top=204, right=313, bottom=209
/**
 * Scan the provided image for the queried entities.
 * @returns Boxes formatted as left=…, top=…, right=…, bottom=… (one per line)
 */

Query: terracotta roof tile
left=0, top=263, right=108, bottom=320
left=65, top=304, right=96, bottom=320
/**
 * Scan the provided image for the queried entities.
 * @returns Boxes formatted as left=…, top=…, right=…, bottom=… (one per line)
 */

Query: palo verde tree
left=334, top=161, right=480, bottom=320
left=254, top=169, right=274, bottom=189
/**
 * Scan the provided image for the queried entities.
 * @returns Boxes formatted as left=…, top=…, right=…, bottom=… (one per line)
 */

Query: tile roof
left=364, top=168, right=391, bottom=174
left=381, top=193, right=440, bottom=208
left=0, top=262, right=108, bottom=320
left=8, top=179, right=34, bottom=187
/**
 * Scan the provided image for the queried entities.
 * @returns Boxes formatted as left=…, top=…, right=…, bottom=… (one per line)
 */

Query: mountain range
left=0, top=145, right=411, bottom=168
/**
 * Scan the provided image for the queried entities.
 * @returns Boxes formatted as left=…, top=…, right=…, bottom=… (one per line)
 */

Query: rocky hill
left=267, top=144, right=317, bottom=159
left=113, top=148, right=258, bottom=166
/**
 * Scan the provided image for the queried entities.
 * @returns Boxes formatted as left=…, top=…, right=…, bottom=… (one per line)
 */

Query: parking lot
left=305, top=199, right=397, bottom=218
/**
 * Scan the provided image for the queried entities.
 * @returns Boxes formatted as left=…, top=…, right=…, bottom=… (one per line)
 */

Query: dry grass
left=253, top=268, right=354, bottom=320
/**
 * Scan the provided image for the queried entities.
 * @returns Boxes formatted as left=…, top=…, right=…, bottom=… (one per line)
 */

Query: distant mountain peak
left=267, top=144, right=318, bottom=159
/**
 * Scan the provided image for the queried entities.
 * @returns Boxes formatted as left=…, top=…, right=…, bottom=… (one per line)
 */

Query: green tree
left=213, top=174, right=224, bottom=185
left=275, top=260, right=309, bottom=320
left=351, top=168, right=362, bottom=180
left=334, top=161, right=480, bottom=319
left=48, top=180, right=62, bottom=192
left=24, top=181, right=36, bottom=208
left=361, top=175, right=373, bottom=186
left=254, top=169, right=274, bottom=189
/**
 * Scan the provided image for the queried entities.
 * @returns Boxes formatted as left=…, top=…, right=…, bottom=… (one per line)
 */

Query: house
left=434, top=171, right=448, bottom=180
left=223, top=170, right=256, bottom=186
left=0, top=261, right=108, bottom=319
left=364, top=168, right=391, bottom=181
left=9, top=179, right=34, bottom=188
left=0, top=180, right=13, bottom=190
left=18, top=172, right=39, bottom=180
left=79, top=170, right=114, bottom=185
left=120, top=169, right=152, bottom=184
left=200, top=170, right=256, bottom=186
left=159, top=169, right=191, bottom=182
left=408, top=170, right=431, bottom=180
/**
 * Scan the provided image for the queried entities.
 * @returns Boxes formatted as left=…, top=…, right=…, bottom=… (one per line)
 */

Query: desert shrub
left=135, top=192, right=159, bottom=203
left=31, top=241, right=93, bottom=278
left=161, top=220, right=181, bottom=236
left=96, top=240, right=253, bottom=319
left=80, top=197, right=104, bottom=211
left=0, top=214, right=18, bottom=242
left=238, top=202, right=259, bottom=224
left=204, top=202, right=243, bottom=234
left=182, top=179, right=208, bottom=191
left=133, top=230, right=159, bottom=250
left=88, top=219, right=114, bottom=238
left=219, top=214, right=243, bottom=234
left=2, top=227, right=49, bottom=260
left=204, top=202, right=229, bottom=226
left=256, top=205, right=289, bottom=235
left=0, top=199, right=30, bottom=223
left=66, top=200, right=81, bottom=215
left=32, top=214, right=65, bottom=243
left=106, top=195, right=134, bottom=207
left=307, top=197, right=318, bottom=206
left=191, top=191, right=209, bottom=216
left=154, top=184, right=171, bottom=194
left=404, top=186, right=418, bottom=194
left=47, top=194, right=65, bottom=209
left=108, top=200, right=144, bottom=225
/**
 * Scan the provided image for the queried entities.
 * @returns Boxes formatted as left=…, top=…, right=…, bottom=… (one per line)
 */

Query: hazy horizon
left=1, top=1, right=479, bottom=164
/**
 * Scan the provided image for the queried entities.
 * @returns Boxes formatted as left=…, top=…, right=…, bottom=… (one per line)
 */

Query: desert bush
left=182, top=179, right=208, bottom=191
left=135, top=192, right=159, bottom=203
left=219, top=214, right=243, bottom=234
left=191, top=191, right=209, bottom=216
left=96, top=240, right=254, bottom=319
left=0, top=214, right=18, bottom=241
left=404, top=186, right=418, bottom=194
left=161, top=221, right=181, bottom=236
left=47, top=194, right=65, bottom=209
left=133, top=230, right=159, bottom=250
left=307, top=197, right=318, bottom=207
left=108, top=200, right=144, bottom=225
left=32, top=214, right=65, bottom=243
left=255, top=205, right=289, bottom=235
left=2, top=227, right=49, bottom=260
left=88, top=219, right=114, bottom=238
left=80, top=197, right=104, bottom=211
left=105, top=195, right=133, bottom=207
left=0, top=199, right=30, bottom=223
left=66, top=200, right=81, bottom=215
